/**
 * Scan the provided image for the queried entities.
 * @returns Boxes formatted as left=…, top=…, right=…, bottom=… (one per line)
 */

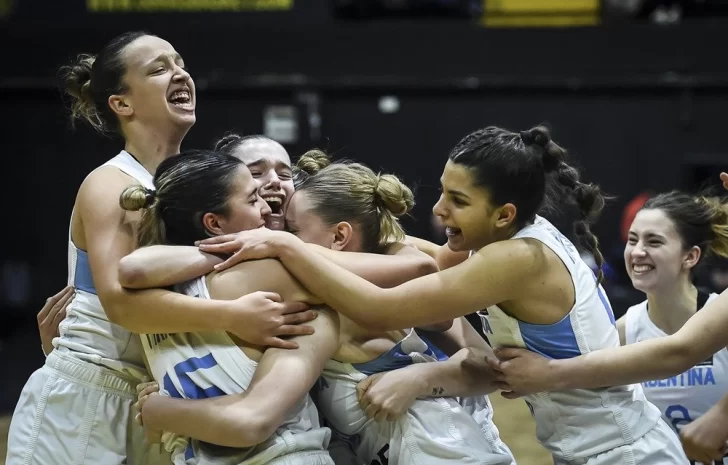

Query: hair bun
left=296, top=149, right=331, bottom=176
left=374, top=174, right=414, bottom=217
left=119, top=185, right=157, bottom=211
left=61, top=54, right=103, bottom=131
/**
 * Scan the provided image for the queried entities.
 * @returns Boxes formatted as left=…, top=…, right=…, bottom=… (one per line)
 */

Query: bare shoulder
left=77, top=164, right=141, bottom=208
left=209, top=258, right=320, bottom=304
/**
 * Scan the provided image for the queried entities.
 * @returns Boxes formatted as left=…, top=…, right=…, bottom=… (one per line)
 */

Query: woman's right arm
left=77, top=170, right=315, bottom=346
left=119, top=241, right=439, bottom=291
left=118, top=246, right=222, bottom=289
left=405, top=236, right=469, bottom=270
left=491, top=290, right=728, bottom=395
left=141, top=308, right=340, bottom=448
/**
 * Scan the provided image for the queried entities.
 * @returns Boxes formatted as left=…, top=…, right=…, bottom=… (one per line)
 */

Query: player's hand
left=680, top=402, right=728, bottom=463
left=135, top=380, right=162, bottom=444
left=486, top=347, right=562, bottom=398
left=357, top=368, right=425, bottom=422
left=134, top=380, right=160, bottom=425
left=37, top=286, right=74, bottom=355
left=720, top=172, right=728, bottom=191
left=197, top=228, right=297, bottom=272
left=224, top=291, right=317, bottom=350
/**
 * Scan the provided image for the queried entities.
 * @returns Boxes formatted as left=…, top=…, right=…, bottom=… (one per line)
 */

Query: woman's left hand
left=356, top=368, right=425, bottom=422
left=134, top=380, right=163, bottom=444
left=197, top=228, right=295, bottom=271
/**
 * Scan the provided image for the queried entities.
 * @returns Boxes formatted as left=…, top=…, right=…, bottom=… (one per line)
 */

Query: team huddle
left=6, top=31, right=728, bottom=465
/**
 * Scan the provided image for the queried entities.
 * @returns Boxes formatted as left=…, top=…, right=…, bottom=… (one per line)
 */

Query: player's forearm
left=104, top=287, right=231, bottom=334
left=552, top=336, right=696, bottom=390
left=118, top=245, right=222, bottom=289
left=405, top=235, right=440, bottom=259
left=309, top=243, right=437, bottom=288
left=143, top=394, right=270, bottom=448
left=415, top=348, right=498, bottom=398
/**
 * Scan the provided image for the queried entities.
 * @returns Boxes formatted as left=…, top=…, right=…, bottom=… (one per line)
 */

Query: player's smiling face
left=433, top=160, right=517, bottom=252
left=229, top=139, right=294, bottom=231
left=624, top=208, right=699, bottom=293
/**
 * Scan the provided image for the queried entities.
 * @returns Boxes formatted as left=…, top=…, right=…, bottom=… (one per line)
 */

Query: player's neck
left=123, top=125, right=186, bottom=175
left=645, top=279, right=697, bottom=336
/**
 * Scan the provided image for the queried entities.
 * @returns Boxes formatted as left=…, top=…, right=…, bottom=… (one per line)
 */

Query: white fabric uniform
left=315, top=330, right=516, bottom=465
left=142, top=275, right=333, bottom=465
left=6, top=151, right=168, bottom=465
left=478, top=216, right=688, bottom=465
left=625, top=294, right=728, bottom=465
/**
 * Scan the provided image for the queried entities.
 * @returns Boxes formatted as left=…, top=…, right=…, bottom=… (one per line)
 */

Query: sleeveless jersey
left=55, top=150, right=150, bottom=380
left=625, top=294, right=728, bottom=464
left=479, top=216, right=663, bottom=462
left=142, top=275, right=331, bottom=465
left=315, top=330, right=516, bottom=465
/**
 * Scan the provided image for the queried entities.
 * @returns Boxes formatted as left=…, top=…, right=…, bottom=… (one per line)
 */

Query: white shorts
left=5, top=349, right=169, bottom=465
left=325, top=394, right=516, bottom=465
left=554, top=418, right=689, bottom=465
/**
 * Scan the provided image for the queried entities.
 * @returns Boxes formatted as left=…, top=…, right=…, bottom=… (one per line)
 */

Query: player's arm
left=357, top=317, right=495, bottom=420
left=418, top=315, right=488, bottom=357
left=309, top=241, right=439, bottom=289
left=496, top=291, right=728, bottom=393
left=118, top=245, right=223, bottom=289
left=141, top=309, right=340, bottom=447
left=264, top=232, right=535, bottom=331
left=78, top=170, right=245, bottom=333
left=405, top=235, right=469, bottom=270
left=119, top=238, right=439, bottom=292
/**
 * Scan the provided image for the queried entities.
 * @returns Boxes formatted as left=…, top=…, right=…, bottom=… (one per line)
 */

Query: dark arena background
left=2, top=1, right=728, bottom=463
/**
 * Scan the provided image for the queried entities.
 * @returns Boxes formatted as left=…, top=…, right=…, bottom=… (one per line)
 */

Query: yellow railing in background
left=482, top=0, right=600, bottom=27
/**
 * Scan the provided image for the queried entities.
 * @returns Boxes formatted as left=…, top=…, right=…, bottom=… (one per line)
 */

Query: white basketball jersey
left=479, top=216, right=663, bottom=462
left=626, top=295, right=728, bottom=464
left=55, top=150, right=151, bottom=380
left=142, top=275, right=331, bottom=465
left=315, top=330, right=515, bottom=465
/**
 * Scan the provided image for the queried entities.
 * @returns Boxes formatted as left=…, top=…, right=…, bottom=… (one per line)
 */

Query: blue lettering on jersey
left=481, top=316, right=494, bottom=335
left=666, top=404, right=693, bottom=431
left=162, top=353, right=228, bottom=461
left=163, top=353, right=226, bottom=399
left=145, top=333, right=171, bottom=349
left=642, top=367, right=716, bottom=389
left=316, top=376, right=330, bottom=391
left=371, top=444, right=389, bottom=465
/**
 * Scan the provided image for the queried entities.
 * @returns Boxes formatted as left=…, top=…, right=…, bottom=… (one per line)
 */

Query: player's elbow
left=118, top=256, right=148, bottom=289
left=98, top=286, right=137, bottom=330
left=99, top=289, right=127, bottom=326
left=418, top=320, right=454, bottom=332
left=225, top=411, right=278, bottom=448
left=664, top=335, right=701, bottom=377
left=414, top=255, right=439, bottom=278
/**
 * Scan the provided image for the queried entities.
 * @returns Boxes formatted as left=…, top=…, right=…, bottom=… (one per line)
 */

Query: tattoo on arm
left=431, top=386, right=444, bottom=396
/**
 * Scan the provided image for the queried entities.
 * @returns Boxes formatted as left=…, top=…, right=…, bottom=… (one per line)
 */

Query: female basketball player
left=117, top=135, right=440, bottom=291
left=216, top=133, right=292, bottom=231
left=126, top=149, right=515, bottom=464
left=618, top=191, right=728, bottom=463
left=486, top=174, right=728, bottom=405
left=196, top=125, right=690, bottom=464
left=490, top=189, right=728, bottom=464
left=6, top=32, right=316, bottom=465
